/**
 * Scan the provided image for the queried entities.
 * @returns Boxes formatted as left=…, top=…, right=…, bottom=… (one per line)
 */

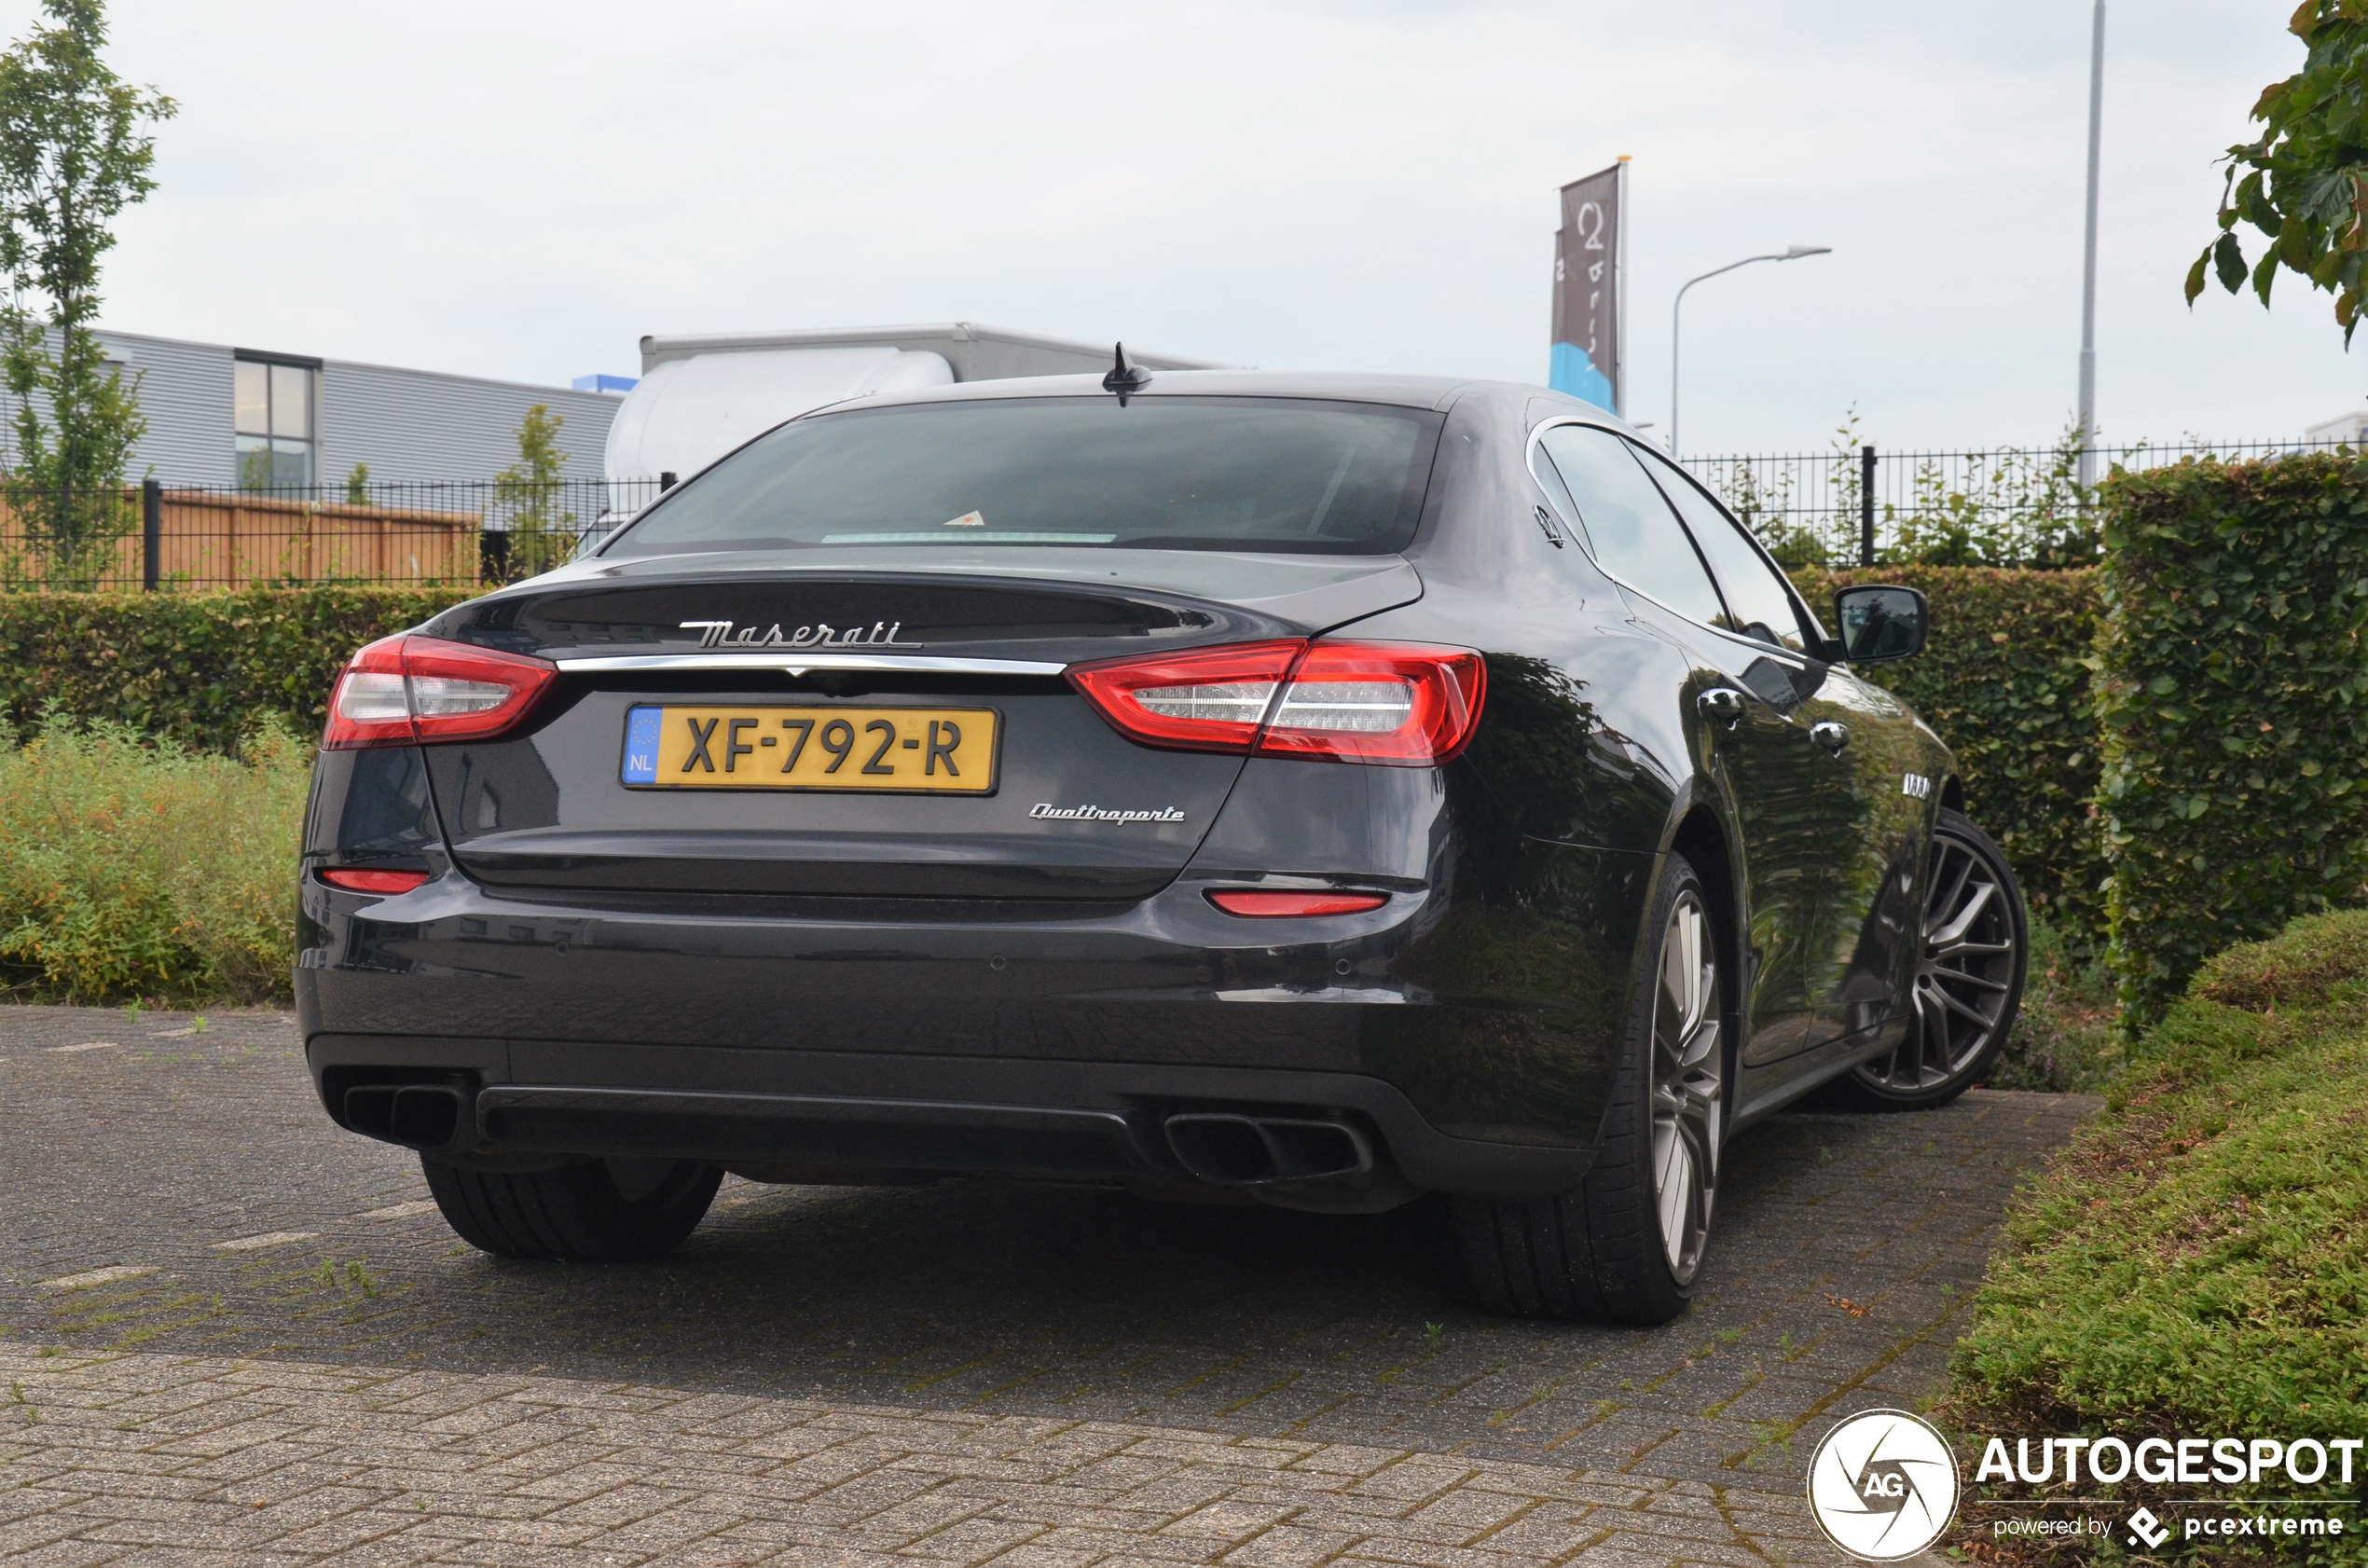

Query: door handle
left=1696, top=687, right=1745, bottom=728
left=1810, top=721, right=1850, bottom=753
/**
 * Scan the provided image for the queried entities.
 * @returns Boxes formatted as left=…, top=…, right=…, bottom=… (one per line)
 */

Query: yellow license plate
left=621, top=705, right=998, bottom=792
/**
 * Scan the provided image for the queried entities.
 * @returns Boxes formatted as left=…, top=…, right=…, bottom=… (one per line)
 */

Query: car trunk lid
left=413, top=550, right=1421, bottom=900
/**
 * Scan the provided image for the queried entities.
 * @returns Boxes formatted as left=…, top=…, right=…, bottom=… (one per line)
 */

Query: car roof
left=840, top=367, right=1489, bottom=415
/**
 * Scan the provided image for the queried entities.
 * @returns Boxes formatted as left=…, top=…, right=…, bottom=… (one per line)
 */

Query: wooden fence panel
left=0, top=490, right=482, bottom=588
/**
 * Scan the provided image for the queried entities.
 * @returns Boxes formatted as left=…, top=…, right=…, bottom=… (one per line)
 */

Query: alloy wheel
left=1865, top=830, right=2019, bottom=1092
left=1649, top=890, right=1723, bottom=1284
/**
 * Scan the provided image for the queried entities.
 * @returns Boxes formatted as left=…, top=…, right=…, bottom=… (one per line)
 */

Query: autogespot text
left=1976, top=1435, right=2363, bottom=1487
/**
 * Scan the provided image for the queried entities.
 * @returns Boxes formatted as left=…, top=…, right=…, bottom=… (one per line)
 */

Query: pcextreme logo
left=1807, top=1410, right=1962, bottom=1561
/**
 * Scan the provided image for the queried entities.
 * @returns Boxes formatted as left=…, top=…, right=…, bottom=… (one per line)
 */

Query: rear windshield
left=600, top=396, right=1444, bottom=557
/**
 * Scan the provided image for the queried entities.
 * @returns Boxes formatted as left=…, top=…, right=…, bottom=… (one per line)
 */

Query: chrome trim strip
left=552, top=652, right=1070, bottom=677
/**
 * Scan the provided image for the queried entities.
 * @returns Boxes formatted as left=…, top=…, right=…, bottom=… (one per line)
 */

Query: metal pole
left=1614, top=156, right=1630, bottom=420
left=141, top=479, right=160, bottom=590
left=1859, top=447, right=1877, bottom=567
left=1671, top=285, right=1683, bottom=454
left=2075, top=0, right=2106, bottom=492
left=1668, top=246, right=1831, bottom=457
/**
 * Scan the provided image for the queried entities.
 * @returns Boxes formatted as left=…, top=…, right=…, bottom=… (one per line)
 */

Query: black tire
left=423, top=1156, right=723, bottom=1262
left=1453, top=853, right=1729, bottom=1326
left=1825, top=807, right=2028, bottom=1112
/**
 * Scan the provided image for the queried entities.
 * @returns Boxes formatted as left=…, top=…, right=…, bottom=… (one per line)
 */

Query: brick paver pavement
left=0, top=1006, right=2098, bottom=1564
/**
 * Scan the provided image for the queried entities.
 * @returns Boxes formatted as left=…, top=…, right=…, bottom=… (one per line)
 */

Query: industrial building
left=31, top=327, right=626, bottom=488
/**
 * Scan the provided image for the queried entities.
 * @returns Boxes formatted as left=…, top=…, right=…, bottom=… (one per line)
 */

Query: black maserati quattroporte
left=296, top=367, right=2026, bottom=1324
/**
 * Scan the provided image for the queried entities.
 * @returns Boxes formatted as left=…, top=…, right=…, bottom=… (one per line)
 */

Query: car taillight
left=322, top=635, right=558, bottom=750
left=1206, top=889, right=1389, bottom=916
left=319, top=868, right=431, bottom=894
left=1259, top=641, right=1486, bottom=764
left=1066, top=640, right=1305, bottom=754
left=1067, top=640, right=1484, bottom=765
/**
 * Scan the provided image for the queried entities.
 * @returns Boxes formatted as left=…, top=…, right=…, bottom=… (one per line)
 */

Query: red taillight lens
left=322, top=634, right=412, bottom=750
left=1068, top=640, right=1485, bottom=765
left=1206, top=889, right=1389, bottom=917
left=1066, top=640, right=1305, bottom=754
left=1258, top=641, right=1486, bottom=764
left=319, top=868, right=430, bottom=894
left=322, top=635, right=558, bottom=750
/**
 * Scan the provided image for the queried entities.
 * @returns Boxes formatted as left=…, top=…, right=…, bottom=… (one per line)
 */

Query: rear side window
left=1631, top=444, right=1810, bottom=653
left=1535, top=423, right=1726, bottom=626
left=602, top=397, right=1444, bottom=557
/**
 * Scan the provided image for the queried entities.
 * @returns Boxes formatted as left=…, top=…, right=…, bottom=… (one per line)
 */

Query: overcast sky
left=11, top=0, right=2355, bottom=454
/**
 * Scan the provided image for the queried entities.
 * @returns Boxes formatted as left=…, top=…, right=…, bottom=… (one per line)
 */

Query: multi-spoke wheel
left=1836, top=808, right=2027, bottom=1110
left=1649, top=888, right=1723, bottom=1283
left=1454, top=853, right=1728, bottom=1325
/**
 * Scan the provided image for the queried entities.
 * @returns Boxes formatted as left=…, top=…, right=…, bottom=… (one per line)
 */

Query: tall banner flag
left=1550, top=158, right=1626, bottom=414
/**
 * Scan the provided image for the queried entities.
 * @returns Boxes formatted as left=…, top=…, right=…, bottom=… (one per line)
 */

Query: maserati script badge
left=678, top=619, right=925, bottom=650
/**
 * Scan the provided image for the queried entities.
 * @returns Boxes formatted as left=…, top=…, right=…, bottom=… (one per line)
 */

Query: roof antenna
left=1103, top=341, right=1152, bottom=404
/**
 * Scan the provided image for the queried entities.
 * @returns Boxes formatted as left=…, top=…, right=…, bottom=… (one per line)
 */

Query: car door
left=1788, top=665, right=1928, bottom=1047
left=1629, top=443, right=1911, bottom=1055
left=1532, top=422, right=1838, bottom=1066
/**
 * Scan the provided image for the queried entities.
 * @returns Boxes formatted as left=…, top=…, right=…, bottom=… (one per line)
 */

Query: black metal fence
left=1684, top=438, right=2354, bottom=568
left=0, top=440, right=2356, bottom=590
left=0, top=477, right=667, bottom=590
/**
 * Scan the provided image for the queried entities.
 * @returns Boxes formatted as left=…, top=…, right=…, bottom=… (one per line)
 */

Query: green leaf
left=2215, top=232, right=2249, bottom=294
left=2254, top=245, right=2281, bottom=306
left=2186, top=247, right=2213, bottom=306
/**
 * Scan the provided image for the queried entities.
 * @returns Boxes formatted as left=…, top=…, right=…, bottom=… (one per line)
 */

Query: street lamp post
left=2075, top=0, right=2106, bottom=493
left=1670, top=245, right=1831, bottom=457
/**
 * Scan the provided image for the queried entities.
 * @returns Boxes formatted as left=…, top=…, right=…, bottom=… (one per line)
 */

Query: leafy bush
left=0, top=585, right=471, bottom=754
left=0, top=717, right=312, bottom=1003
left=1981, top=917, right=2120, bottom=1092
left=1796, top=565, right=2106, bottom=939
left=2095, top=452, right=2368, bottom=1027
left=1945, top=910, right=2368, bottom=1564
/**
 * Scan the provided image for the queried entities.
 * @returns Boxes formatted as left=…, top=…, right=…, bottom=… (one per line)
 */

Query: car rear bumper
left=296, top=859, right=1651, bottom=1204
left=304, top=1033, right=1593, bottom=1206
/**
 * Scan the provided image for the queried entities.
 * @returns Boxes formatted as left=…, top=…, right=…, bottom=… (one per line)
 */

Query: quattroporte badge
left=1028, top=804, right=1186, bottom=824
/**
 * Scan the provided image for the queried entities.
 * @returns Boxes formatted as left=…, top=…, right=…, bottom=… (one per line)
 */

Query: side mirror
left=1831, top=585, right=1928, bottom=663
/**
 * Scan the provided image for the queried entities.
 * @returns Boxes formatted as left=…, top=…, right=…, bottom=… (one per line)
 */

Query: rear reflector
left=1068, top=640, right=1484, bottom=764
left=319, top=868, right=431, bottom=895
left=1207, top=889, right=1390, bottom=917
left=323, top=635, right=558, bottom=750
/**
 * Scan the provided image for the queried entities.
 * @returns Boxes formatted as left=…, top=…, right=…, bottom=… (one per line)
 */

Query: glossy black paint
left=296, top=370, right=1955, bottom=1210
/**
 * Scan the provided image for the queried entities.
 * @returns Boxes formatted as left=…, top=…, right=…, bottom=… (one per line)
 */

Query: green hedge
left=2095, top=453, right=2368, bottom=1027
left=0, top=586, right=472, bottom=754
left=1944, top=911, right=2368, bottom=1565
left=1797, top=565, right=2105, bottom=938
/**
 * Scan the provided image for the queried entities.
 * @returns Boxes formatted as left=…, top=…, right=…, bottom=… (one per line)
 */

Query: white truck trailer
left=603, top=323, right=1227, bottom=487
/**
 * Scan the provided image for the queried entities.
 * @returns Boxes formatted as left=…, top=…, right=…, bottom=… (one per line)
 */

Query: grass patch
left=0, top=716, right=310, bottom=1004
left=1983, top=917, right=2123, bottom=1092
left=1944, top=909, right=2368, bottom=1564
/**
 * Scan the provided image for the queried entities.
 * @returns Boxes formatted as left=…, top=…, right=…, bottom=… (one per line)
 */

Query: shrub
left=2095, top=452, right=2368, bottom=1027
left=1795, top=565, right=2105, bottom=939
left=0, top=717, right=313, bottom=1003
left=1980, top=917, right=2120, bottom=1092
left=1944, top=910, right=2368, bottom=1565
left=0, top=585, right=472, bottom=754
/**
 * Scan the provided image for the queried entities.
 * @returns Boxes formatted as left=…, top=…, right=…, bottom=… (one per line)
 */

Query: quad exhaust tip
left=342, top=1083, right=470, bottom=1152
left=1163, top=1112, right=1373, bottom=1186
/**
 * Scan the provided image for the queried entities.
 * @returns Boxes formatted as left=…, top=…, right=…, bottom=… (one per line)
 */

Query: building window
left=234, top=355, right=318, bottom=488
